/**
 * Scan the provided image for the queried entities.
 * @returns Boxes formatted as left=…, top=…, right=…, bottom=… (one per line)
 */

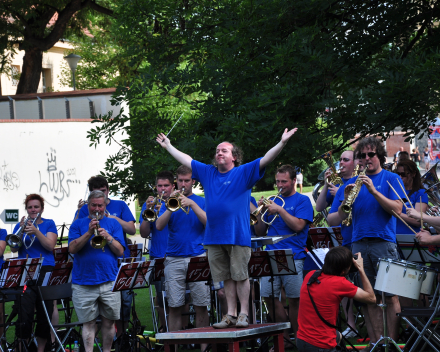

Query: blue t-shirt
left=325, top=178, right=351, bottom=206
left=338, top=169, right=406, bottom=243
left=68, top=216, right=126, bottom=285
left=139, top=201, right=168, bottom=258
left=167, top=194, right=206, bottom=257
left=329, top=183, right=353, bottom=246
left=76, top=199, right=135, bottom=258
left=0, top=229, right=7, bottom=269
left=264, top=192, right=314, bottom=260
left=191, top=158, right=265, bottom=247
left=396, top=188, right=428, bottom=234
left=13, top=218, right=57, bottom=267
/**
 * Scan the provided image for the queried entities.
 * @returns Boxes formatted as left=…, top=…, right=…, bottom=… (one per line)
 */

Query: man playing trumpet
left=156, top=165, right=209, bottom=350
left=69, top=190, right=125, bottom=352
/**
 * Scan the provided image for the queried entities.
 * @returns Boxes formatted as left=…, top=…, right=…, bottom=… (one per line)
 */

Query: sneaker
left=213, top=314, right=237, bottom=329
left=235, top=313, right=249, bottom=328
left=342, top=327, right=358, bottom=338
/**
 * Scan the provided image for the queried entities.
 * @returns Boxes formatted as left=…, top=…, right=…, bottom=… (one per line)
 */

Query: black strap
left=307, top=270, right=338, bottom=329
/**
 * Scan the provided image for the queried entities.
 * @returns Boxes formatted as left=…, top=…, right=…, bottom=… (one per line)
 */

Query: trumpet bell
left=142, top=209, right=157, bottom=222
left=166, top=197, right=181, bottom=212
left=6, top=234, right=22, bottom=249
left=90, top=235, right=107, bottom=249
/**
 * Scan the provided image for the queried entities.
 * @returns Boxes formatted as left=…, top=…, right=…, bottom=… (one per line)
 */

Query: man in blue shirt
left=156, top=165, right=209, bottom=350
left=139, top=170, right=175, bottom=332
left=337, top=137, right=405, bottom=352
left=254, top=164, right=313, bottom=344
left=69, top=190, right=125, bottom=352
left=156, top=127, right=298, bottom=328
left=74, top=175, right=135, bottom=337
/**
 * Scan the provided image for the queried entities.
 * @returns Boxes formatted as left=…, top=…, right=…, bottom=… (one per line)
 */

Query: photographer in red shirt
left=297, top=247, right=375, bottom=352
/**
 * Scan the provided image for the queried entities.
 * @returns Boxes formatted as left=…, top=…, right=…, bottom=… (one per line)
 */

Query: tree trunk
left=16, top=47, right=43, bottom=95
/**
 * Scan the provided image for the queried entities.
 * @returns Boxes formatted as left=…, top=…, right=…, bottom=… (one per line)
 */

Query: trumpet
left=250, top=189, right=285, bottom=226
left=6, top=214, right=40, bottom=249
left=166, top=188, right=190, bottom=214
left=142, top=191, right=165, bottom=222
left=90, top=212, right=106, bottom=251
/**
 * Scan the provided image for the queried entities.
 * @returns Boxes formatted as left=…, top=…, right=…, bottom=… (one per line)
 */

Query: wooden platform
left=156, top=322, right=290, bottom=351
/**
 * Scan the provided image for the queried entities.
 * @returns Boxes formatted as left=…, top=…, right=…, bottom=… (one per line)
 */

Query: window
left=11, top=65, right=20, bottom=86
left=42, top=69, right=52, bottom=92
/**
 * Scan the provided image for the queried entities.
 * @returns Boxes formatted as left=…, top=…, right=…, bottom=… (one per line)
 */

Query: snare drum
left=420, top=265, right=437, bottom=295
left=375, top=258, right=424, bottom=299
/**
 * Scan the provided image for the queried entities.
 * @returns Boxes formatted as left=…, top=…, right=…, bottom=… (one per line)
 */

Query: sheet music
left=307, top=248, right=329, bottom=269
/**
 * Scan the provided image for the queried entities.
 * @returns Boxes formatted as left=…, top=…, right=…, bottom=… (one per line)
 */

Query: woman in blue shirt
left=395, top=160, right=428, bottom=234
left=11, top=194, right=57, bottom=352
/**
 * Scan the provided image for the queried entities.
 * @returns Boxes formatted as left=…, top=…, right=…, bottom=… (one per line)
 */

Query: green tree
left=89, top=0, right=440, bottom=199
left=0, top=0, right=115, bottom=94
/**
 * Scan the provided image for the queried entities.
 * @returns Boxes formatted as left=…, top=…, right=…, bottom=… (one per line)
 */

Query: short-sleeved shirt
left=325, top=178, right=351, bottom=207
left=139, top=201, right=168, bottom=258
left=297, top=271, right=358, bottom=349
left=329, top=183, right=353, bottom=246
left=396, top=188, right=428, bottom=234
left=337, top=169, right=406, bottom=243
left=13, top=218, right=57, bottom=267
left=167, top=194, right=206, bottom=257
left=76, top=199, right=135, bottom=258
left=68, top=216, right=126, bottom=285
left=0, top=229, right=7, bottom=269
left=264, top=192, right=314, bottom=260
left=191, top=158, right=265, bottom=247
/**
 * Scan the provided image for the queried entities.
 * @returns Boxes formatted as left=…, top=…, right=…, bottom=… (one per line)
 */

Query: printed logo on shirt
left=285, top=206, right=295, bottom=211
left=223, top=181, right=231, bottom=186
left=377, top=186, right=381, bottom=190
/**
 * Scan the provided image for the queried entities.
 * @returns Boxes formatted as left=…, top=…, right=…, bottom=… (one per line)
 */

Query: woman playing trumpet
left=11, top=194, right=57, bottom=352
left=394, top=160, right=428, bottom=234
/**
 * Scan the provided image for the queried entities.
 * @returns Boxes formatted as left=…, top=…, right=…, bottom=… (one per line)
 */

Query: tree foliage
left=88, top=0, right=440, bottom=199
left=0, top=0, right=115, bottom=94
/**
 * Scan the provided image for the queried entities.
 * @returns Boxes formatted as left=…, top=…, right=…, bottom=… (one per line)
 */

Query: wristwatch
left=108, top=237, right=114, bottom=245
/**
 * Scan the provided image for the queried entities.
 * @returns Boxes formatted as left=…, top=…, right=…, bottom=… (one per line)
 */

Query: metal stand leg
left=371, top=292, right=402, bottom=352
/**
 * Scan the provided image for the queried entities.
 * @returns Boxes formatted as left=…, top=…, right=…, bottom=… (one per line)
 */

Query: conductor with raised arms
left=157, top=127, right=298, bottom=328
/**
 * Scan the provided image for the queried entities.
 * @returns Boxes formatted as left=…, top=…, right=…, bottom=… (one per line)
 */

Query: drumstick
left=392, top=210, right=418, bottom=236
left=387, top=181, right=409, bottom=210
left=396, top=179, right=414, bottom=209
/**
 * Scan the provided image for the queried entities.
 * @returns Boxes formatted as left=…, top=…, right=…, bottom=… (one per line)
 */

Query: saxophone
left=341, top=164, right=369, bottom=226
left=321, top=151, right=343, bottom=186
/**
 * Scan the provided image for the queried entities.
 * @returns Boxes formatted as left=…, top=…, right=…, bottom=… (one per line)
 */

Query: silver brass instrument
left=342, top=164, right=369, bottom=226
left=90, top=212, right=106, bottom=251
left=6, top=214, right=40, bottom=249
left=142, top=191, right=165, bottom=222
left=421, top=162, right=440, bottom=216
left=166, top=188, right=190, bottom=214
left=250, top=189, right=285, bottom=226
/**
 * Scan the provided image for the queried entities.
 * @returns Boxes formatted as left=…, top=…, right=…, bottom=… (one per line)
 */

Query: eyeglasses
left=360, top=152, right=377, bottom=159
left=339, top=157, right=351, bottom=162
left=396, top=172, right=408, bottom=178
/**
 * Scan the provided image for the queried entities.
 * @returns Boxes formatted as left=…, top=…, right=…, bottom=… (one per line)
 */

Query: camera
left=350, top=254, right=359, bottom=273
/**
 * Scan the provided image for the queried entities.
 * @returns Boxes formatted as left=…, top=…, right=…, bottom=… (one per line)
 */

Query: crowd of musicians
left=1, top=129, right=438, bottom=352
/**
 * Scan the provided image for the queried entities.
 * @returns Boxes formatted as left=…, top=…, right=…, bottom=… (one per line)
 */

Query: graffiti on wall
left=0, top=161, right=20, bottom=191
left=39, top=148, right=80, bottom=207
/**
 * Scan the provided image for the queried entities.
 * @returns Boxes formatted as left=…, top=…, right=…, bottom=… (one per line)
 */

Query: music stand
left=0, top=258, right=43, bottom=351
left=149, top=258, right=165, bottom=333
left=308, top=227, right=342, bottom=250
left=112, top=259, right=154, bottom=352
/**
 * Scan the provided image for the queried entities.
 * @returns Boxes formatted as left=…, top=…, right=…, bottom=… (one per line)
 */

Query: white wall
left=0, top=121, right=135, bottom=233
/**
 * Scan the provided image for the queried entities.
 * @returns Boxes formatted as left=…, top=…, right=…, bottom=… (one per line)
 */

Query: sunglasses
left=339, top=157, right=351, bottom=162
left=396, top=172, right=408, bottom=177
left=360, top=152, right=377, bottom=159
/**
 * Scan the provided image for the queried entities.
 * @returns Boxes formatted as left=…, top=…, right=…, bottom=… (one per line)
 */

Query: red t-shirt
left=297, top=271, right=358, bottom=349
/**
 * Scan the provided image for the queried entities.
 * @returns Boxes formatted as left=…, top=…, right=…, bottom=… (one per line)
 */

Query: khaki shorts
left=205, top=245, right=251, bottom=282
left=72, top=282, right=121, bottom=323
left=164, top=255, right=210, bottom=308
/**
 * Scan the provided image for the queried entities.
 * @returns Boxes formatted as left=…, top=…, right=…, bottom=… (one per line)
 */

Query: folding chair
left=398, top=283, right=440, bottom=352
left=38, top=283, right=102, bottom=352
